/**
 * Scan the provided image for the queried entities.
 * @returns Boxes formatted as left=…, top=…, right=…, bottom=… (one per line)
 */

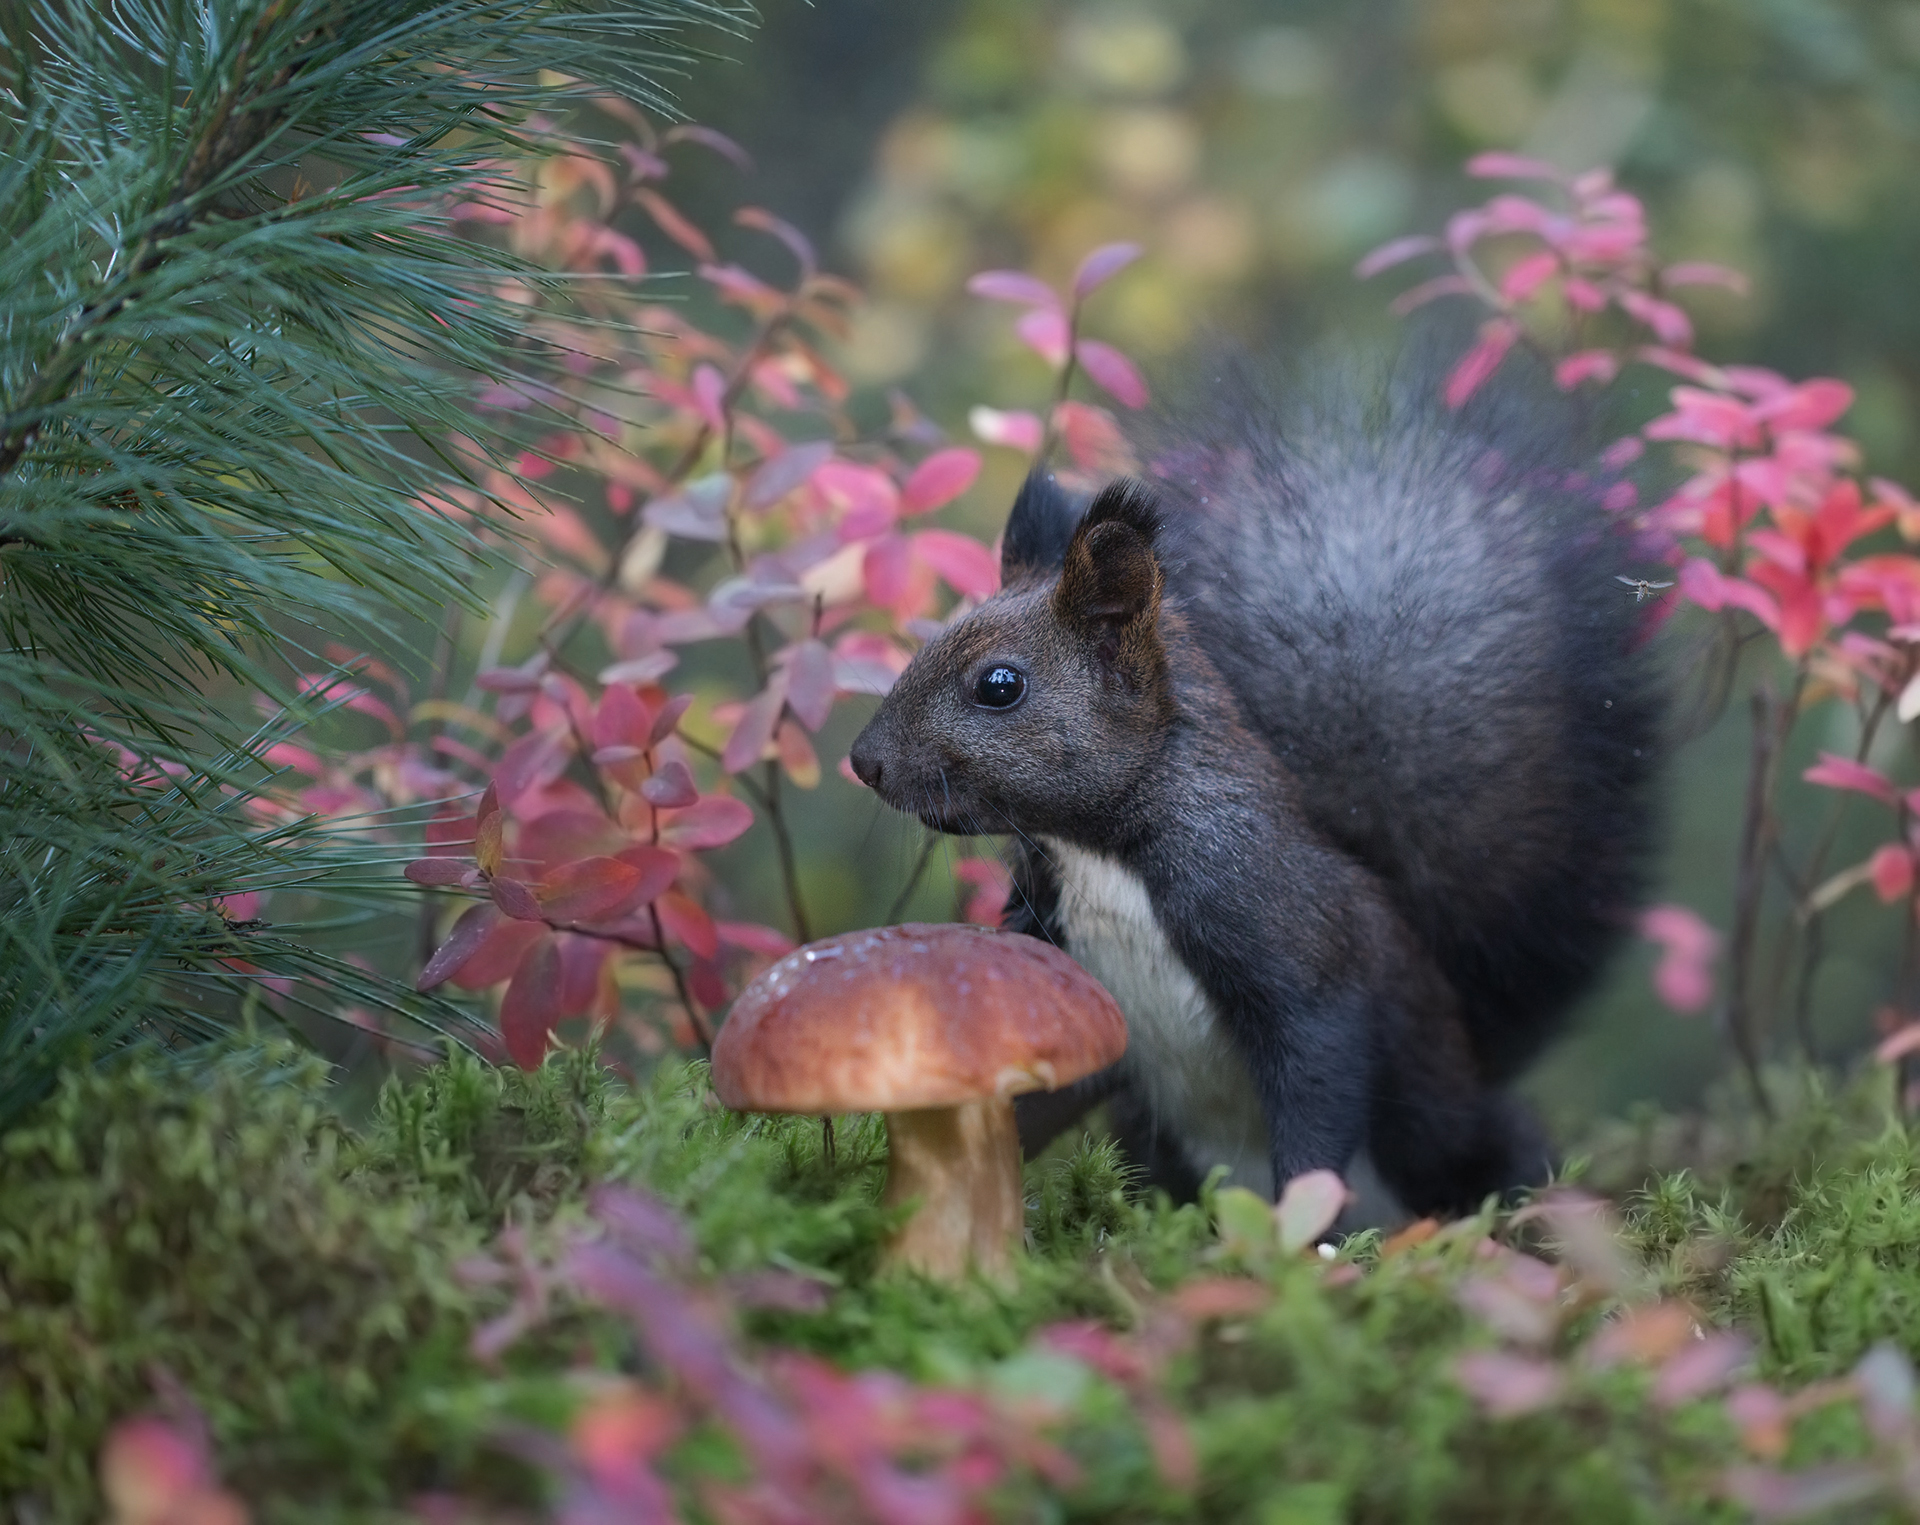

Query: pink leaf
left=745, top=440, right=834, bottom=511
left=1722, top=1463, right=1881, bottom=1519
left=721, top=671, right=789, bottom=774
left=900, top=448, right=983, bottom=514
left=1803, top=752, right=1897, bottom=804
left=658, top=794, right=754, bottom=850
left=1653, top=1332, right=1752, bottom=1407
left=734, top=206, right=816, bottom=278
left=1390, top=274, right=1476, bottom=315
left=648, top=693, right=694, bottom=747
left=1354, top=234, right=1441, bottom=280
left=1015, top=307, right=1071, bottom=368
left=692, top=364, right=727, bottom=433
left=405, top=857, right=475, bottom=888
left=1640, top=904, right=1719, bottom=1014
left=969, top=406, right=1045, bottom=452
left=1871, top=845, right=1916, bottom=902
left=1465, top=151, right=1567, bottom=182
left=1677, top=559, right=1781, bottom=628
left=640, top=759, right=699, bottom=808
left=1618, top=291, right=1695, bottom=348
left=1076, top=340, right=1149, bottom=409
left=913, top=529, right=1002, bottom=600
left=418, top=902, right=503, bottom=991
left=1874, top=1023, right=1920, bottom=1065
left=1071, top=242, right=1144, bottom=300
left=1555, top=350, right=1621, bottom=389
left=863, top=532, right=915, bottom=607
left=594, top=682, right=650, bottom=750
left=1453, top=1351, right=1566, bottom=1417
left=719, top=921, right=797, bottom=957
left=1274, top=1170, right=1351, bottom=1254
left=1498, top=249, right=1561, bottom=303
left=494, top=727, right=571, bottom=806
left=1443, top=318, right=1521, bottom=408
left=663, top=123, right=753, bottom=170
left=784, top=639, right=836, bottom=731
left=953, top=857, right=1012, bottom=926
left=500, top=933, right=563, bottom=1068
left=966, top=269, right=1062, bottom=309
left=1055, top=400, right=1131, bottom=472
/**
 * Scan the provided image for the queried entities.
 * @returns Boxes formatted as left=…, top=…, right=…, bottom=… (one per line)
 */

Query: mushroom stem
left=882, top=1097, right=1024, bottom=1280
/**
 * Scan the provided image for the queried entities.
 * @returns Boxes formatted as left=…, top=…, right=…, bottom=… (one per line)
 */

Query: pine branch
left=0, top=0, right=754, bottom=1127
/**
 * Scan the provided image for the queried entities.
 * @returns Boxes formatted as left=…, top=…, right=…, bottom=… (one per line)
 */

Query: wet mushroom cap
left=711, top=922, right=1127, bottom=1114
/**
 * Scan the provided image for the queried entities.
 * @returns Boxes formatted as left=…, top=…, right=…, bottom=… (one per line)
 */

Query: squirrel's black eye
left=973, top=665, right=1027, bottom=709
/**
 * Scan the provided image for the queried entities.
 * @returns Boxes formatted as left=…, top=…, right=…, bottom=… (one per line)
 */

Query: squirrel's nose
left=848, top=739, right=883, bottom=788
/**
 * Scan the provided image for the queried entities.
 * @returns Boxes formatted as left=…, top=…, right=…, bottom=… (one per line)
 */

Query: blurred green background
left=322, top=0, right=1920, bottom=1133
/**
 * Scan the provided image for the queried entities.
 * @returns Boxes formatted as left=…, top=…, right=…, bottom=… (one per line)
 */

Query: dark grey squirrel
left=847, top=346, right=1663, bottom=1216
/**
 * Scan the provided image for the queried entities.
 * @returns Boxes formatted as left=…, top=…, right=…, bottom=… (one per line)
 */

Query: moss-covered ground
left=5, top=1044, right=1920, bottom=1523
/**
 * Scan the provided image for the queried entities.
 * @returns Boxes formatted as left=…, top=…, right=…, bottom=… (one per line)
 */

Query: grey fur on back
left=1140, top=347, right=1661, bottom=1077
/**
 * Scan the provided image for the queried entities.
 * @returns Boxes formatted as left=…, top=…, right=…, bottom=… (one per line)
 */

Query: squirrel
left=847, top=348, right=1662, bottom=1217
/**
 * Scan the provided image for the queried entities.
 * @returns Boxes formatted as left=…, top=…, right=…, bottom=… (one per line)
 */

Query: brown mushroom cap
left=711, top=923, right=1127, bottom=1114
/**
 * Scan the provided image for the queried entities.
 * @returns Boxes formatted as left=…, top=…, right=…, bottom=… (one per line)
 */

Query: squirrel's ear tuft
left=1002, top=470, right=1083, bottom=581
left=1056, top=479, right=1164, bottom=632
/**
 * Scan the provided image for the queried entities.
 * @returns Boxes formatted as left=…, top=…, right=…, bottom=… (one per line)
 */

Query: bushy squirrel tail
left=1139, top=339, right=1664, bottom=1077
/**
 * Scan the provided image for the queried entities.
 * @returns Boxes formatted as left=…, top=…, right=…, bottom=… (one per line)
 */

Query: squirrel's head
left=849, top=472, right=1174, bottom=840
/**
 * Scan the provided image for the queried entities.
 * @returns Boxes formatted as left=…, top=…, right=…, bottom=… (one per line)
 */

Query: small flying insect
left=1616, top=574, right=1675, bottom=603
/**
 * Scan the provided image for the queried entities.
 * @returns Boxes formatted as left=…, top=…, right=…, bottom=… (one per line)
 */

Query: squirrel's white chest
left=1044, top=839, right=1273, bottom=1196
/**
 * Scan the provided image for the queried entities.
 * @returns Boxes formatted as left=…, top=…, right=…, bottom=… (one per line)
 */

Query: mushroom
left=710, top=922, right=1127, bottom=1281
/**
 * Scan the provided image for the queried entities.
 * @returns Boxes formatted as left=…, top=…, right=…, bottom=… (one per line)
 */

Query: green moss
left=8, top=1042, right=1920, bottom=1523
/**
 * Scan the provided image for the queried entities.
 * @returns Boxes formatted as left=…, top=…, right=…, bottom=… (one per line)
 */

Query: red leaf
left=1015, top=308, right=1071, bottom=367
left=405, top=857, right=474, bottom=887
left=556, top=933, right=615, bottom=1017
left=899, top=448, right=982, bottom=514
left=745, top=440, right=835, bottom=510
left=1071, top=241, right=1143, bottom=300
left=491, top=876, right=544, bottom=922
left=610, top=845, right=680, bottom=906
left=656, top=891, right=719, bottom=959
left=648, top=693, right=694, bottom=747
left=658, top=794, right=754, bottom=849
left=500, top=933, right=563, bottom=1068
left=721, top=671, right=789, bottom=773
left=538, top=856, right=649, bottom=924
left=965, top=270, right=1060, bottom=308
left=913, top=529, right=1001, bottom=600
left=640, top=759, right=699, bottom=808
left=1075, top=340, right=1149, bottom=409
left=631, top=187, right=714, bottom=261
left=418, top=902, right=502, bottom=991
left=450, top=917, right=546, bottom=989
left=784, top=639, right=836, bottom=731
left=1055, top=400, right=1130, bottom=472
